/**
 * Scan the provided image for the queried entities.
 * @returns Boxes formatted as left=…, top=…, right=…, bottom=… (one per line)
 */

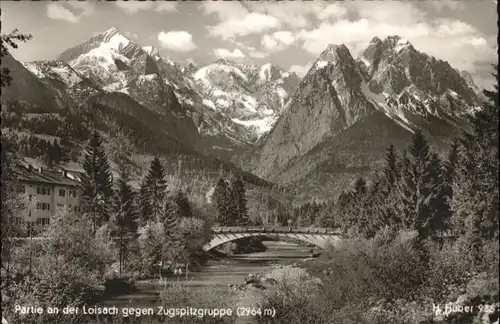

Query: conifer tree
left=230, top=176, right=249, bottom=226
left=225, top=189, right=238, bottom=226
left=162, top=197, right=180, bottom=237
left=142, top=156, right=167, bottom=223
left=44, top=139, right=63, bottom=168
left=43, top=140, right=54, bottom=168
left=213, top=178, right=230, bottom=225
left=360, top=176, right=389, bottom=237
left=397, top=129, right=441, bottom=241
left=174, top=190, right=192, bottom=219
left=113, top=168, right=137, bottom=275
left=316, top=200, right=336, bottom=228
left=382, top=144, right=399, bottom=186
left=52, top=139, right=62, bottom=166
left=342, top=176, right=367, bottom=235
left=59, top=136, right=71, bottom=162
left=395, top=150, right=416, bottom=229
left=372, top=145, right=403, bottom=230
left=444, top=139, right=459, bottom=191
left=138, top=180, right=153, bottom=225
left=80, top=131, right=113, bottom=230
left=427, top=152, right=449, bottom=240
left=113, top=169, right=138, bottom=235
left=353, top=177, right=367, bottom=196
left=441, top=139, right=459, bottom=233
left=452, top=65, right=499, bottom=244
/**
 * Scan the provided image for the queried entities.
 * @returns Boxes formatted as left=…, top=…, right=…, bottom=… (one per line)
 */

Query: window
left=57, top=204, right=64, bottom=209
left=41, top=218, right=50, bottom=226
left=17, top=185, right=26, bottom=193
left=36, top=218, right=42, bottom=225
left=69, top=204, right=73, bottom=212
left=74, top=206, right=80, bottom=213
left=37, top=187, right=50, bottom=196
left=59, top=189, right=66, bottom=197
left=37, top=203, right=50, bottom=211
left=29, top=194, right=33, bottom=201
left=69, top=190, right=76, bottom=198
left=14, top=217, right=22, bottom=225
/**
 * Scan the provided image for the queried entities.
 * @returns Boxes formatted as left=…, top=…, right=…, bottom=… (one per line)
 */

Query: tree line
left=322, top=68, right=499, bottom=257
left=0, top=26, right=230, bottom=324
left=77, top=131, right=219, bottom=274
left=278, top=69, right=498, bottom=250
left=212, top=176, right=250, bottom=226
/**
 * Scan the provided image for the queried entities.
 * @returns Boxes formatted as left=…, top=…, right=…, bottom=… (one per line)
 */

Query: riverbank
left=254, top=234, right=499, bottom=324
left=99, top=242, right=312, bottom=308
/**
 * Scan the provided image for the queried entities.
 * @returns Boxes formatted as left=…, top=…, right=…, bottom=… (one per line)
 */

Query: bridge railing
left=211, top=226, right=342, bottom=234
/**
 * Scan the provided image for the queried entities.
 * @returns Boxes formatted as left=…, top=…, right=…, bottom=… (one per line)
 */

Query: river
left=101, top=241, right=314, bottom=323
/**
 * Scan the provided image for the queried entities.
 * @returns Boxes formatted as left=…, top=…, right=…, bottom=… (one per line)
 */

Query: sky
left=1, top=0, right=498, bottom=88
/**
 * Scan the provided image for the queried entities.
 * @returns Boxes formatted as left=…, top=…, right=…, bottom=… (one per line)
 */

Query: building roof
left=14, top=163, right=80, bottom=187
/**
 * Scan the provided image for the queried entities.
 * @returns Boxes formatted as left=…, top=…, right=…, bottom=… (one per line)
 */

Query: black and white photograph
left=1, top=1, right=498, bottom=323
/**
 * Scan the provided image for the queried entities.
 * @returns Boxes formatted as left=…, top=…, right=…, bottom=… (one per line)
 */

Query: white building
left=14, top=163, right=82, bottom=234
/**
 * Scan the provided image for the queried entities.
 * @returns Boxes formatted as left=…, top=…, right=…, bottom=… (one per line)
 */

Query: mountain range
left=1, top=27, right=486, bottom=202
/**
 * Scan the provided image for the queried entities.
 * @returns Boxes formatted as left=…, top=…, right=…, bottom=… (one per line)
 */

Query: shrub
left=258, top=265, right=328, bottom=324
left=102, top=275, right=137, bottom=297
left=158, top=283, right=237, bottom=324
left=2, top=212, right=115, bottom=324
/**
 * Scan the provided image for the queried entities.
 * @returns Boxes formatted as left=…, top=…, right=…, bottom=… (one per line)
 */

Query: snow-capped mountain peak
left=190, top=59, right=299, bottom=138
left=382, top=35, right=414, bottom=53
left=100, top=27, right=126, bottom=43
left=101, top=27, right=120, bottom=37
left=319, top=44, right=351, bottom=62
left=249, top=37, right=486, bottom=197
left=142, top=46, right=160, bottom=58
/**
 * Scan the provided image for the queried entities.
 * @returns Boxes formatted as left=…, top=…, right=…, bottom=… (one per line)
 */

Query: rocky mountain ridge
left=54, top=27, right=299, bottom=152
left=2, top=28, right=487, bottom=201
left=1, top=50, right=288, bottom=213
left=240, top=35, right=484, bottom=200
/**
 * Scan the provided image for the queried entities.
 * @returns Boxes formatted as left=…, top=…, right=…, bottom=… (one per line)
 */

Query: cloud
left=201, top=2, right=281, bottom=39
left=201, top=1, right=348, bottom=40
left=157, top=31, right=196, bottom=52
left=46, top=2, right=95, bottom=23
left=213, top=48, right=246, bottom=59
left=247, top=2, right=348, bottom=28
left=201, top=1, right=249, bottom=21
left=208, top=12, right=281, bottom=40
left=262, top=31, right=295, bottom=52
left=425, top=0, right=466, bottom=11
left=249, top=51, right=269, bottom=59
left=229, top=40, right=269, bottom=59
left=114, top=2, right=178, bottom=15
left=114, top=2, right=153, bottom=15
left=155, top=2, right=178, bottom=13
left=316, top=3, right=349, bottom=21
left=295, top=2, right=496, bottom=73
left=289, top=62, right=313, bottom=77
left=124, top=31, right=139, bottom=41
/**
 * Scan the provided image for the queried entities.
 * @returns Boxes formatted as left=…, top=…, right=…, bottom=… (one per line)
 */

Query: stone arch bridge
left=204, top=227, right=343, bottom=252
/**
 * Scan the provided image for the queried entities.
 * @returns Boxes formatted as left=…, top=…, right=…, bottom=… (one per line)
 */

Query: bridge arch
left=203, top=231, right=341, bottom=252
